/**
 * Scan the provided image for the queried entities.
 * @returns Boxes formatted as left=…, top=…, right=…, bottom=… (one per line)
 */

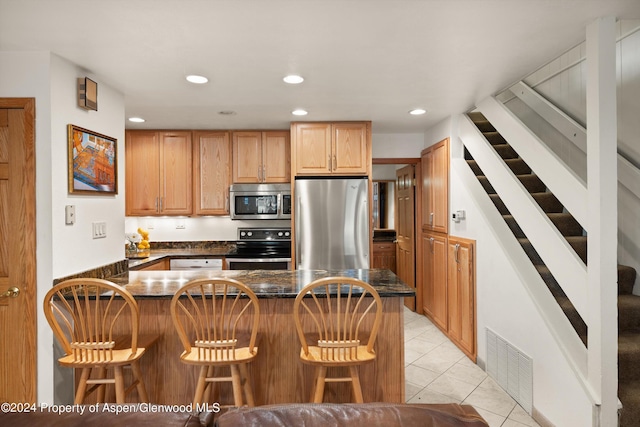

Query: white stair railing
left=509, top=79, right=640, bottom=201
left=472, top=97, right=588, bottom=321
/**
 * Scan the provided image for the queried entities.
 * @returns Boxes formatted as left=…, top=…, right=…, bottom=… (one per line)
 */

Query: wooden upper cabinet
left=292, top=122, right=371, bottom=176
left=332, top=122, right=369, bottom=174
left=125, top=130, right=192, bottom=216
left=232, top=131, right=290, bottom=183
left=262, top=131, right=290, bottom=182
left=421, top=138, right=449, bottom=233
left=194, top=131, right=231, bottom=215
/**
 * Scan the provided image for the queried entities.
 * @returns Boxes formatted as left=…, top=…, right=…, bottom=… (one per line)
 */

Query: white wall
left=424, top=116, right=593, bottom=425
left=0, top=51, right=125, bottom=403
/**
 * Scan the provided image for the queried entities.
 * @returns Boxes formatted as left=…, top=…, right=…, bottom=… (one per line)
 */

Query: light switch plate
left=92, top=221, right=107, bottom=239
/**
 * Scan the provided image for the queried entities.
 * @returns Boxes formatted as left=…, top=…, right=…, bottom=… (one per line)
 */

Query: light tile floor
left=404, top=308, right=541, bottom=427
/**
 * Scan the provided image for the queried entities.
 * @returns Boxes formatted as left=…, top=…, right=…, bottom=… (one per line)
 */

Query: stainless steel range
left=225, top=227, right=291, bottom=270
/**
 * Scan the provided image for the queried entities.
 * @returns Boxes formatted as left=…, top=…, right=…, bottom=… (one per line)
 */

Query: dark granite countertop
left=114, top=269, right=414, bottom=299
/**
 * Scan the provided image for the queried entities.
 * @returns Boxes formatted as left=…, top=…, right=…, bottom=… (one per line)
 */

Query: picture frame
left=68, top=124, right=117, bottom=195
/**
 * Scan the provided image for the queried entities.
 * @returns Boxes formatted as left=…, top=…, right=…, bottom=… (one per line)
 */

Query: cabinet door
left=232, top=132, right=262, bottom=183
left=194, top=131, right=231, bottom=215
left=447, top=237, right=476, bottom=361
left=421, top=147, right=433, bottom=229
left=372, top=242, right=396, bottom=272
left=262, top=131, right=290, bottom=182
left=125, top=131, right=161, bottom=216
left=332, top=122, right=369, bottom=174
left=431, top=139, right=449, bottom=233
left=422, top=231, right=447, bottom=331
left=160, top=132, right=192, bottom=215
left=293, top=123, right=332, bottom=174
left=420, top=138, right=449, bottom=233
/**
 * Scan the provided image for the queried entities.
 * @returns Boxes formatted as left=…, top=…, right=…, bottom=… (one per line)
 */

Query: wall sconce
left=77, top=77, right=98, bottom=111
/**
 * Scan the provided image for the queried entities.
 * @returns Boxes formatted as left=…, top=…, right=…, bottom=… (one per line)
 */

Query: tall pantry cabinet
left=420, top=137, right=476, bottom=361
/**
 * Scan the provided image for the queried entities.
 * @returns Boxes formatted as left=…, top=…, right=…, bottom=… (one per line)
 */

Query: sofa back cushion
left=215, top=403, right=489, bottom=427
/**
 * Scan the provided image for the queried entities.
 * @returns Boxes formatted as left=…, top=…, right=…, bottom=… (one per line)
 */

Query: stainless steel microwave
left=229, top=183, right=291, bottom=220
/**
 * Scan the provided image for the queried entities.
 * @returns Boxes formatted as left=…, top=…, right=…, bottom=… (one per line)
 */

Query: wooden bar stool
left=43, top=278, right=158, bottom=404
left=293, top=276, right=383, bottom=403
left=170, top=278, right=260, bottom=407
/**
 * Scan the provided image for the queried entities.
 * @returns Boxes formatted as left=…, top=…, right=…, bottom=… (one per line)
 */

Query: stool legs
left=312, top=366, right=327, bottom=403
left=349, top=366, right=363, bottom=403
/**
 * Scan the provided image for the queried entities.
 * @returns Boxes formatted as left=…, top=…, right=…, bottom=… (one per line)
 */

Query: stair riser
left=619, top=355, right=640, bottom=382
left=548, top=215, right=583, bottom=236
left=504, top=159, right=532, bottom=175
left=619, top=266, right=637, bottom=296
left=517, top=175, right=547, bottom=193
left=483, top=132, right=507, bottom=145
left=474, top=121, right=496, bottom=133
left=493, top=144, right=519, bottom=159
left=532, top=193, right=564, bottom=213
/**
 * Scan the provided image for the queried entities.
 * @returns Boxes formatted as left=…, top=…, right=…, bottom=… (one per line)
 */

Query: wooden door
left=431, top=138, right=449, bottom=233
left=447, top=236, right=476, bottom=361
left=125, top=131, right=161, bottom=215
left=332, top=122, right=369, bottom=174
left=292, top=123, right=332, bottom=175
left=232, top=131, right=262, bottom=183
left=194, top=131, right=231, bottom=215
left=0, top=99, right=37, bottom=403
left=422, top=231, right=447, bottom=331
left=396, top=164, right=416, bottom=310
left=159, top=132, right=192, bottom=215
left=262, top=131, right=290, bottom=183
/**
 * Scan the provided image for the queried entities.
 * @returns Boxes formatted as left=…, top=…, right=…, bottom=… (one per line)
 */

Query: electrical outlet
left=92, top=221, right=107, bottom=239
left=176, top=219, right=186, bottom=229
left=65, top=205, right=75, bottom=225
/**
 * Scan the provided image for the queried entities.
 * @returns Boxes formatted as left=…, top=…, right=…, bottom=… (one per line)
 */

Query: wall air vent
left=486, top=328, right=533, bottom=414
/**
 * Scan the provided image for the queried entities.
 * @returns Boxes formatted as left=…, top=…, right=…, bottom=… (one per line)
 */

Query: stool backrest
left=171, top=278, right=260, bottom=360
left=293, top=276, right=383, bottom=360
left=43, top=278, right=140, bottom=362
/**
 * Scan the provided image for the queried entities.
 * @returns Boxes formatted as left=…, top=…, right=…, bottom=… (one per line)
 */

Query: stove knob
left=285, top=231, right=290, bottom=237
left=247, top=231, right=253, bottom=237
left=240, top=231, right=246, bottom=237
left=278, top=231, right=283, bottom=237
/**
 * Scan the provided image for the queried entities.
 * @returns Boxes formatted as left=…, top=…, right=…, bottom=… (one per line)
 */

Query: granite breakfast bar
left=114, top=268, right=414, bottom=405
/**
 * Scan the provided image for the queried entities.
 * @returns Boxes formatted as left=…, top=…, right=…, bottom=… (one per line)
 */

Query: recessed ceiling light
left=409, top=109, right=427, bottom=115
left=283, top=75, right=304, bottom=84
left=128, top=117, right=145, bottom=123
left=186, top=75, right=208, bottom=84
left=292, top=109, right=308, bottom=116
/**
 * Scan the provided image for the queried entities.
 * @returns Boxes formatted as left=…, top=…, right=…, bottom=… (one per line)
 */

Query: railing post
left=586, top=16, right=618, bottom=425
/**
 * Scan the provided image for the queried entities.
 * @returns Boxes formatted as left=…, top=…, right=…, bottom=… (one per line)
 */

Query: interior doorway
left=373, top=158, right=420, bottom=311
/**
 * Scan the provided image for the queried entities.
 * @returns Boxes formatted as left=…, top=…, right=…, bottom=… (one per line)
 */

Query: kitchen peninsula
left=108, top=268, right=414, bottom=405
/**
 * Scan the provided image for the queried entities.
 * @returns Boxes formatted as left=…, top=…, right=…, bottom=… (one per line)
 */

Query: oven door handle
left=228, top=258, right=292, bottom=263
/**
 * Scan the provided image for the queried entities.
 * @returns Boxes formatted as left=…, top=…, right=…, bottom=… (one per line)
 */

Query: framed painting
left=68, top=124, right=117, bottom=195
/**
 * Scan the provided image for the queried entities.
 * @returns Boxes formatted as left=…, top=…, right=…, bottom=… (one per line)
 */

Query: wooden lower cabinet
left=372, top=241, right=396, bottom=273
left=447, top=236, right=476, bottom=361
left=421, top=231, right=448, bottom=331
left=421, top=231, right=476, bottom=361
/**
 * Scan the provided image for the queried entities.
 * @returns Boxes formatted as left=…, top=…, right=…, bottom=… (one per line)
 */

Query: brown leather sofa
left=214, top=403, right=489, bottom=426
left=1, top=402, right=488, bottom=426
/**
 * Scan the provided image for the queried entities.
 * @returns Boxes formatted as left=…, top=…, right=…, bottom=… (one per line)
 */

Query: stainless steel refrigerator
left=295, top=177, right=370, bottom=270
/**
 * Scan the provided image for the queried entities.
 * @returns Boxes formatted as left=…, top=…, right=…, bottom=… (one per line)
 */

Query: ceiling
left=2, top=0, right=639, bottom=134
